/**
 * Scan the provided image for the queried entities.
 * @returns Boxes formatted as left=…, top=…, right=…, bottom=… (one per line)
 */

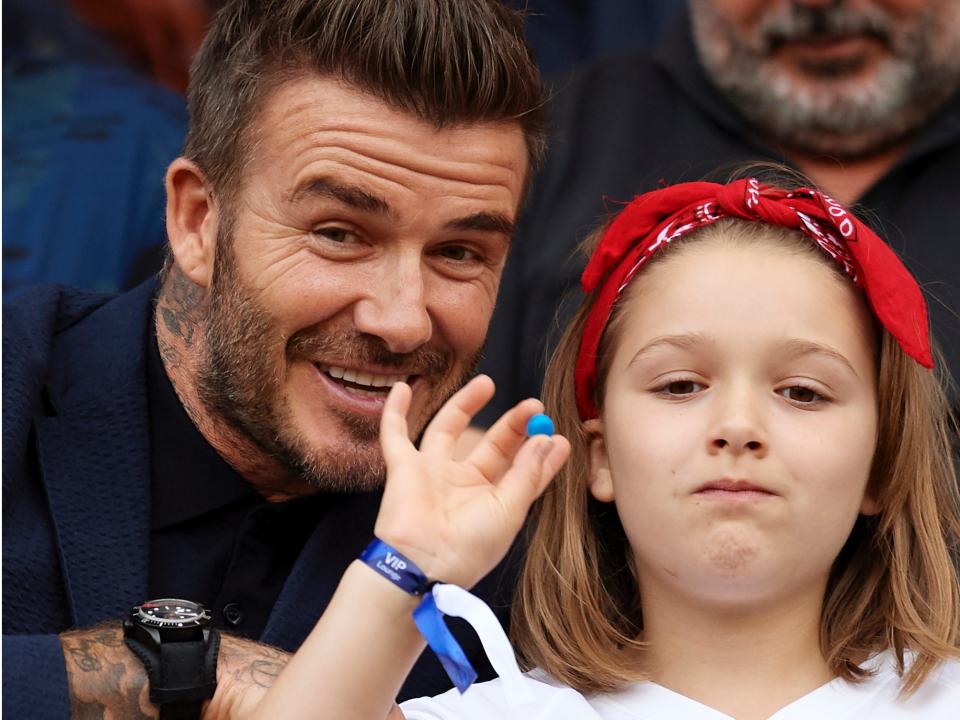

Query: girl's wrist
left=347, top=560, right=424, bottom=618
left=369, top=528, right=454, bottom=584
left=345, top=560, right=425, bottom=652
left=367, top=533, right=484, bottom=589
left=361, top=535, right=475, bottom=593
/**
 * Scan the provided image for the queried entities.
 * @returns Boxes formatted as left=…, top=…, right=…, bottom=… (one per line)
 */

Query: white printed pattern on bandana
left=618, top=201, right=724, bottom=294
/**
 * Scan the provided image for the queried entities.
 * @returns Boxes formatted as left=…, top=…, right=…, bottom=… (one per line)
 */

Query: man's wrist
left=122, top=599, right=217, bottom=720
left=61, top=623, right=156, bottom=719
left=202, top=634, right=291, bottom=719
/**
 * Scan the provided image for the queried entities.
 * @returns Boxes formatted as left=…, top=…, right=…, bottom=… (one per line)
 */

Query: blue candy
left=526, top=413, right=555, bottom=437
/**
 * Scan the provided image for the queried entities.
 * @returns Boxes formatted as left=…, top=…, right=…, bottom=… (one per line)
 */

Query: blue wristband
left=359, top=538, right=478, bottom=693
left=413, top=591, right=477, bottom=693
left=359, top=538, right=434, bottom=595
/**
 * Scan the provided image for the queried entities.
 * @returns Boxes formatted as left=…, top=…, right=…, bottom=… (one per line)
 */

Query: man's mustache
left=760, top=4, right=894, bottom=50
left=288, top=329, right=452, bottom=377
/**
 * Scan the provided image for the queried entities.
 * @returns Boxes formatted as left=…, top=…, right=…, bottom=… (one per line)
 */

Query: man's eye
left=437, top=245, right=479, bottom=262
left=778, top=385, right=824, bottom=404
left=313, top=227, right=357, bottom=244
left=657, top=380, right=703, bottom=396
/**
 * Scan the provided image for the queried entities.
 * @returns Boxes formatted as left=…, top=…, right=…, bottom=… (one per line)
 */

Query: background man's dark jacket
left=3, top=281, right=516, bottom=716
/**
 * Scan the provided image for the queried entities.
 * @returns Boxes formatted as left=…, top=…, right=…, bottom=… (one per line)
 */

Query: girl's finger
left=495, top=434, right=571, bottom=519
left=464, top=397, right=544, bottom=483
left=419, top=375, right=496, bottom=456
left=379, top=381, right=413, bottom=464
left=540, top=435, right=571, bottom=483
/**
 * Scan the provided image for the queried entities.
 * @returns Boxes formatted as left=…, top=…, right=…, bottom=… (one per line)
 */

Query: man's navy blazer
left=2, top=281, right=516, bottom=716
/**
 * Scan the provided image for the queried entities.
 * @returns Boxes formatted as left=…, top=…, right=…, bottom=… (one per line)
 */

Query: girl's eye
left=778, top=385, right=825, bottom=404
left=656, top=380, right=704, bottom=396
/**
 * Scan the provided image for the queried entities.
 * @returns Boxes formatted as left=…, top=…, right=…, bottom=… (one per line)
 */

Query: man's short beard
left=195, top=226, right=480, bottom=493
left=691, top=0, right=960, bottom=157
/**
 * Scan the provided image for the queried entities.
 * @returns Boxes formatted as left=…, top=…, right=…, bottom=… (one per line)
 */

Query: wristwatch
left=123, top=599, right=219, bottom=720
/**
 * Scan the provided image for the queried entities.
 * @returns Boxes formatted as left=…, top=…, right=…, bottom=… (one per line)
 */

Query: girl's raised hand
left=375, top=375, right=570, bottom=589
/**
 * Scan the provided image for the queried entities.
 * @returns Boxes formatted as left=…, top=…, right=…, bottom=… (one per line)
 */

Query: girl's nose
left=707, top=393, right=769, bottom=459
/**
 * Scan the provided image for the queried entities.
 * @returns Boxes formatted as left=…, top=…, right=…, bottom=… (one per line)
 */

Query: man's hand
left=61, top=624, right=290, bottom=719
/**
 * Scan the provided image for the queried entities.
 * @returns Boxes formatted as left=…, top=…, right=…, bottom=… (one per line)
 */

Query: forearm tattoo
left=218, top=635, right=290, bottom=690
left=62, top=624, right=291, bottom=720
left=61, top=624, right=154, bottom=720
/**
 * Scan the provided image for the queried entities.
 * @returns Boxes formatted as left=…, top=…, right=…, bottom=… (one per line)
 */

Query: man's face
left=691, top=0, right=960, bottom=156
left=196, top=77, right=528, bottom=491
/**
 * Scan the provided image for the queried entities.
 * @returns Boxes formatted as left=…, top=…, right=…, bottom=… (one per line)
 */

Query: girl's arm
left=241, top=375, right=570, bottom=720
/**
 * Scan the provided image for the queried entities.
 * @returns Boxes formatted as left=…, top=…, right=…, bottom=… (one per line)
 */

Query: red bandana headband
left=574, top=178, right=933, bottom=420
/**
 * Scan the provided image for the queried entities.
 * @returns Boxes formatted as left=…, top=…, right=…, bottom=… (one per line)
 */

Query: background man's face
left=197, top=77, right=528, bottom=491
left=691, top=0, right=960, bottom=156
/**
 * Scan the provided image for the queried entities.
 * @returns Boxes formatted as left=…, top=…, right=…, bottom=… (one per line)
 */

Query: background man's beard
left=691, top=0, right=960, bottom=158
left=195, top=232, right=479, bottom=492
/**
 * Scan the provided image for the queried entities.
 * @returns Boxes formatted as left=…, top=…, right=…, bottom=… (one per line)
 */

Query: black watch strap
left=125, top=628, right=220, bottom=719
left=159, top=700, right=203, bottom=720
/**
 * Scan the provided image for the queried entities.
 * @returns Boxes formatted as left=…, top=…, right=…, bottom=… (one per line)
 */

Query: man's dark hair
left=183, top=0, right=547, bottom=207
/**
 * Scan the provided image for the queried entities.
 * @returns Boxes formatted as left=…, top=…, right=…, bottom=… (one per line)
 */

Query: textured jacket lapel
left=261, top=491, right=381, bottom=649
left=37, top=281, right=156, bottom=627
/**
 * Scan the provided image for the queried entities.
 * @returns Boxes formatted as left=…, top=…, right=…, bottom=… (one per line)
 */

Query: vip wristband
left=359, top=538, right=435, bottom=595
left=359, top=538, right=478, bottom=693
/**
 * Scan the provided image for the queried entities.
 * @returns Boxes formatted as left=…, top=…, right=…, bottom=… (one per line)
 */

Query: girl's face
left=588, top=239, right=879, bottom=610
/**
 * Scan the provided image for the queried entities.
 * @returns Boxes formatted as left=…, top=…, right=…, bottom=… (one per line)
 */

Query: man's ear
left=166, top=157, right=220, bottom=289
left=584, top=418, right=615, bottom=503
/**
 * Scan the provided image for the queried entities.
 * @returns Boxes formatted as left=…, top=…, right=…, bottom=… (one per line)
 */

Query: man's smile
left=309, top=362, right=422, bottom=417
left=316, top=363, right=413, bottom=390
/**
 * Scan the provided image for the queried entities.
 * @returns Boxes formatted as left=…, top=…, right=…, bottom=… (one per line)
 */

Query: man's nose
left=706, top=388, right=769, bottom=458
left=352, top=255, right=432, bottom=354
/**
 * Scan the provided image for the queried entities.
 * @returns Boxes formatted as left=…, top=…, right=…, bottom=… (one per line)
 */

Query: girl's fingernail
left=536, top=437, right=555, bottom=460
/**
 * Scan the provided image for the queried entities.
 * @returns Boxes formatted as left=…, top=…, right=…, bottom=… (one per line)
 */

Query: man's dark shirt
left=146, top=321, right=327, bottom=639
left=477, top=10, right=960, bottom=423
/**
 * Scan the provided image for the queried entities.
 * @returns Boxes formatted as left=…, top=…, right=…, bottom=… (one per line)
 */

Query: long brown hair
left=511, top=219, right=960, bottom=696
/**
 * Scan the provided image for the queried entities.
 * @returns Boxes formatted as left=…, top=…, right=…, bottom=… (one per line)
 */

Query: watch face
left=134, top=599, right=211, bottom=629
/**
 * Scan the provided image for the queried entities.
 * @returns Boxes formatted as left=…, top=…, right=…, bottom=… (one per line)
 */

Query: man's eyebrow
left=289, top=177, right=392, bottom=216
left=628, top=333, right=708, bottom=367
left=443, top=212, right=515, bottom=237
left=288, top=180, right=512, bottom=236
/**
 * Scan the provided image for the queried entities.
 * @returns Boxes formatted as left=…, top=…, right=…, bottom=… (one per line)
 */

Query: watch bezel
left=132, top=598, right=212, bottom=630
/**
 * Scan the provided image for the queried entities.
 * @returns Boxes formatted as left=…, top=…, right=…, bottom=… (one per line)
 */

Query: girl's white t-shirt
left=400, top=652, right=960, bottom=720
